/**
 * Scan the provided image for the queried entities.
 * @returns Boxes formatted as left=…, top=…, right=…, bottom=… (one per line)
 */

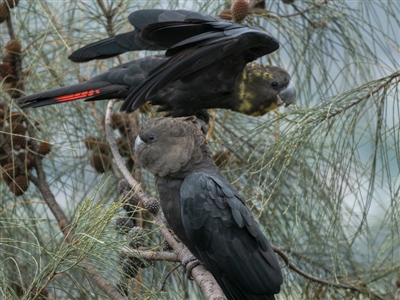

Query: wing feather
left=180, top=172, right=283, bottom=298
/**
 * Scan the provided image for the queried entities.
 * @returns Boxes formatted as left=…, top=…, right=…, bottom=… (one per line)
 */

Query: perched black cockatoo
left=17, top=9, right=296, bottom=119
left=135, top=116, right=283, bottom=300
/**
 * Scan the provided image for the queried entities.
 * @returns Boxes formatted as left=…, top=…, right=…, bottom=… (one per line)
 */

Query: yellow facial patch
left=236, top=64, right=281, bottom=116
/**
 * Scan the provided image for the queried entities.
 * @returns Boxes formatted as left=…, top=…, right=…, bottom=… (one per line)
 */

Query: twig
left=161, top=264, right=182, bottom=291
left=206, top=111, right=217, bottom=141
left=82, top=267, right=126, bottom=300
left=290, top=3, right=317, bottom=28
left=311, top=72, right=400, bottom=123
left=105, top=100, right=225, bottom=300
left=272, top=245, right=384, bottom=299
left=280, top=0, right=329, bottom=19
left=0, top=201, right=45, bottom=216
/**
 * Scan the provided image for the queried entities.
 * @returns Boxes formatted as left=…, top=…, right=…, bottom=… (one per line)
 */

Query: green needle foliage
left=1, top=0, right=399, bottom=299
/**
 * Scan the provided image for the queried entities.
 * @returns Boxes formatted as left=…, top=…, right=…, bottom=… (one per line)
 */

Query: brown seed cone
left=144, top=198, right=160, bottom=215
left=8, top=175, right=29, bottom=196
left=396, top=278, right=400, bottom=288
left=7, top=80, right=23, bottom=99
left=5, top=122, right=25, bottom=135
left=10, top=135, right=26, bottom=150
left=2, top=162, right=19, bottom=184
left=83, top=136, right=110, bottom=154
left=5, top=0, right=20, bottom=9
left=10, top=130, right=24, bottom=141
left=38, top=141, right=52, bottom=156
left=83, top=136, right=100, bottom=149
left=0, top=3, right=10, bottom=23
left=90, top=152, right=111, bottom=173
left=0, top=62, right=13, bottom=78
left=219, top=9, right=233, bottom=20
left=5, top=40, right=22, bottom=55
left=0, top=104, right=7, bottom=122
left=111, top=112, right=131, bottom=133
left=2, top=53, right=15, bottom=65
left=232, top=0, right=250, bottom=22
left=2, top=80, right=21, bottom=98
left=0, top=154, right=10, bottom=167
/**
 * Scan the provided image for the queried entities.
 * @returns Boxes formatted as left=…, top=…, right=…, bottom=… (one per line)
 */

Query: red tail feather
left=54, top=89, right=101, bottom=102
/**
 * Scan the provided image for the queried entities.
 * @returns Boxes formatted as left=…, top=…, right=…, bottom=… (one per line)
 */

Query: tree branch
left=122, top=247, right=180, bottom=262
left=272, top=245, right=384, bottom=299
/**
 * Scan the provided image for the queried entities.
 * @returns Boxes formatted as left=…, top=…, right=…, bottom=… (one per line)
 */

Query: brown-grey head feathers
left=135, top=116, right=207, bottom=177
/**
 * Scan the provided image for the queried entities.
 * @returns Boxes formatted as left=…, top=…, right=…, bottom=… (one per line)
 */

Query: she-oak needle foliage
left=0, top=0, right=399, bottom=299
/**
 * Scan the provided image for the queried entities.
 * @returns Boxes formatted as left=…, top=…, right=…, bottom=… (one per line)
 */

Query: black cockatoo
left=135, top=116, right=283, bottom=300
left=17, top=9, right=296, bottom=119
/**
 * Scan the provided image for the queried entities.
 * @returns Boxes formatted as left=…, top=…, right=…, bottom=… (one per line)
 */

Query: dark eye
left=271, top=81, right=279, bottom=88
left=147, top=134, right=155, bottom=142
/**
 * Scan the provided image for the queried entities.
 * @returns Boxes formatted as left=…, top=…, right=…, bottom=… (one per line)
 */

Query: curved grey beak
left=277, top=81, right=296, bottom=107
left=135, top=136, right=145, bottom=152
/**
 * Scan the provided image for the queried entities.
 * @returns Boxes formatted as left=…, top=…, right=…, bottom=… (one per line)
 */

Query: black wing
left=17, top=55, right=165, bottom=108
left=180, top=172, right=283, bottom=300
left=68, top=9, right=217, bottom=62
left=120, top=19, right=279, bottom=112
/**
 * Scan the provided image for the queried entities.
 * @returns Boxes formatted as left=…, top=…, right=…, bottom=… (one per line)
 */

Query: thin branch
left=81, top=267, right=126, bottom=300
left=105, top=100, right=225, bottom=300
left=272, top=245, right=385, bottom=300
left=280, top=0, right=329, bottom=19
left=206, top=111, right=217, bottom=141
left=161, top=264, right=182, bottom=291
left=312, top=72, right=400, bottom=123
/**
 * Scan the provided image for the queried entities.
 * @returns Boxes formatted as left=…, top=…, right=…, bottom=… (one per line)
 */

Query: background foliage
left=1, top=0, right=399, bottom=299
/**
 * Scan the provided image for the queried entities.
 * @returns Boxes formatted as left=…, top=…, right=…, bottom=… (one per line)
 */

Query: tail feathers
left=17, top=83, right=127, bottom=109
